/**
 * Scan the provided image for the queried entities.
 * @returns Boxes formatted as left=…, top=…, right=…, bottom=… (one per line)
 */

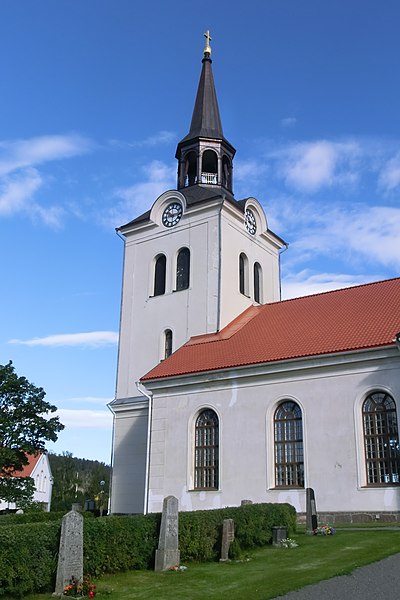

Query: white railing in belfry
left=201, top=172, right=217, bottom=184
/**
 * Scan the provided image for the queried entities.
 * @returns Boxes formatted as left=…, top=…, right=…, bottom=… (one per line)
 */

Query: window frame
left=274, top=400, right=304, bottom=488
left=239, top=252, right=249, bottom=296
left=362, top=391, right=400, bottom=486
left=153, top=254, right=166, bottom=296
left=176, top=247, right=190, bottom=291
left=194, top=408, right=219, bottom=491
left=254, top=261, right=262, bottom=303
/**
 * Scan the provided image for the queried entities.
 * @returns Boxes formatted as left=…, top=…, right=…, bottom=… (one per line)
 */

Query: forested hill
left=48, top=452, right=111, bottom=513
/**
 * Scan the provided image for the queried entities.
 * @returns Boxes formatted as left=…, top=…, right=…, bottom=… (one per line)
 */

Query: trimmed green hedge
left=0, top=510, right=94, bottom=526
left=0, top=502, right=295, bottom=596
left=0, top=521, right=60, bottom=597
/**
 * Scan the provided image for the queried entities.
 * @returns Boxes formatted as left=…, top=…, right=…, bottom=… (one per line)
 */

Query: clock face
left=245, top=209, right=257, bottom=235
left=162, top=202, right=183, bottom=227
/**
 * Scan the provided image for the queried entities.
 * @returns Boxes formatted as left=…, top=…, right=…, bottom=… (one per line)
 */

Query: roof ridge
left=274, top=276, right=400, bottom=306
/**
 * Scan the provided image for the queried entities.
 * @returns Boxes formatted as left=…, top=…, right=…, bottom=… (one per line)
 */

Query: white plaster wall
left=116, top=208, right=221, bottom=400
left=147, top=351, right=400, bottom=515
left=219, top=205, right=281, bottom=329
left=109, top=400, right=149, bottom=514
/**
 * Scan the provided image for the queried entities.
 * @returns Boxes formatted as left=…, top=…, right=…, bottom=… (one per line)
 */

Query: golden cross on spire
left=203, top=30, right=212, bottom=56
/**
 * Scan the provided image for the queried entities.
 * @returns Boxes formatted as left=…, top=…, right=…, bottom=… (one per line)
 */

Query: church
left=109, top=34, right=400, bottom=520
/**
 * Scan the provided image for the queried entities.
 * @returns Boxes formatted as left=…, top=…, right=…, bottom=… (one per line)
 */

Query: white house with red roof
left=109, top=35, right=400, bottom=519
left=0, top=453, right=53, bottom=512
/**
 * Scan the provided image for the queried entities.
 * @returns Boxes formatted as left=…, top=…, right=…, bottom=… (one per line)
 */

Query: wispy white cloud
left=9, top=331, right=118, bottom=348
left=108, top=130, right=175, bottom=149
left=273, top=140, right=361, bottom=193
left=281, top=117, right=297, bottom=128
left=378, top=153, right=400, bottom=192
left=0, top=168, right=42, bottom=216
left=67, top=396, right=113, bottom=405
left=56, top=408, right=112, bottom=429
left=0, top=134, right=93, bottom=177
left=282, top=270, right=381, bottom=299
left=106, top=159, right=175, bottom=227
left=235, top=159, right=268, bottom=182
left=0, top=134, right=93, bottom=226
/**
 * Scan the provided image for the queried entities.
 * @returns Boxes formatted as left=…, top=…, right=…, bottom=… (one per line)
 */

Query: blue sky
left=1, top=1, right=400, bottom=463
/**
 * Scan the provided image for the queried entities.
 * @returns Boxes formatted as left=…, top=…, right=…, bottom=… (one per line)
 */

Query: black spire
left=180, top=54, right=225, bottom=143
left=176, top=31, right=235, bottom=194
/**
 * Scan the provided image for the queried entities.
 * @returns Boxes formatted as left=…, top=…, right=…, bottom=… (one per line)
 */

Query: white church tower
left=109, top=33, right=285, bottom=514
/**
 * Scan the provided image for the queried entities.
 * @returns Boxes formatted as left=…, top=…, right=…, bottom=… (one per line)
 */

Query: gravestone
left=241, top=499, right=253, bottom=506
left=53, top=508, right=83, bottom=596
left=306, top=487, right=318, bottom=534
left=155, top=496, right=180, bottom=571
left=272, top=526, right=288, bottom=547
left=220, top=518, right=235, bottom=561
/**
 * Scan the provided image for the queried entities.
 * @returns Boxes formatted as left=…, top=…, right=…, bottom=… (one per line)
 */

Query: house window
left=164, top=329, right=173, bottom=359
left=154, top=254, right=166, bottom=296
left=274, top=401, right=304, bottom=487
left=239, top=253, right=249, bottom=296
left=176, top=247, right=190, bottom=291
left=254, top=262, right=262, bottom=303
left=363, top=391, right=400, bottom=485
left=194, top=409, right=219, bottom=490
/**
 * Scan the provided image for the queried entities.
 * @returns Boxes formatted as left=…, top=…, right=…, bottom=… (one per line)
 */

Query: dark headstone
left=272, top=526, right=288, bottom=547
left=306, top=487, right=318, bottom=533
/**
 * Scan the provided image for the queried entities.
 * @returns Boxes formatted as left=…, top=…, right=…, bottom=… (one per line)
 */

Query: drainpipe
left=278, top=242, right=289, bottom=300
left=136, top=381, right=153, bottom=515
left=394, top=332, right=400, bottom=352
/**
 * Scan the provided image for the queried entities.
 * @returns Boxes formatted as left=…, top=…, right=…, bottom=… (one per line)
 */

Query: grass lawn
left=21, top=529, right=400, bottom=600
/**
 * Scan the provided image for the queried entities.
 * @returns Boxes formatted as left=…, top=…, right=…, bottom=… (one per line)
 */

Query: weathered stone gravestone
left=155, top=496, right=180, bottom=571
left=306, top=487, right=318, bottom=534
left=220, top=518, right=235, bottom=561
left=241, top=499, right=253, bottom=506
left=53, top=508, right=83, bottom=596
left=272, top=526, right=288, bottom=547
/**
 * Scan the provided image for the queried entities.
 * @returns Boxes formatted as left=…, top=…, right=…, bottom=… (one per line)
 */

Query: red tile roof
left=9, top=454, right=41, bottom=478
left=142, top=278, right=400, bottom=381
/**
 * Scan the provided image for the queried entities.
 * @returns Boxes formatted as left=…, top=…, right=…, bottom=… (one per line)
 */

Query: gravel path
left=276, top=552, right=400, bottom=599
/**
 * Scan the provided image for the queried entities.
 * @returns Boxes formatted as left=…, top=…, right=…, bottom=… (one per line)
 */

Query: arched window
left=239, top=253, right=249, bottom=296
left=176, top=247, right=190, bottom=291
left=363, top=392, right=400, bottom=485
left=164, top=329, right=173, bottom=359
left=222, top=155, right=232, bottom=190
left=185, top=151, right=197, bottom=186
left=201, top=150, right=218, bottom=184
left=254, top=262, right=262, bottom=303
left=194, top=409, right=219, bottom=490
left=274, top=401, right=304, bottom=487
left=154, top=254, right=166, bottom=296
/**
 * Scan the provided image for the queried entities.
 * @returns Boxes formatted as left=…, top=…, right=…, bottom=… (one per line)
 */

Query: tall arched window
left=274, top=401, right=304, bottom=487
left=154, top=254, right=166, bottom=296
left=239, top=253, right=249, bottom=296
left=164, top=329, right=173, bottom=359
left=363, top=392, right=400, bottom=485
left=176, top=247, right=190, bottom=291
left=194, top=409, right=219, bottom=490
left=254, top=262, right=262, bottom=303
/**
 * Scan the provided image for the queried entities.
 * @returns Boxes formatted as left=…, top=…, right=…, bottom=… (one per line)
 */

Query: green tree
left=0, top=361, right=64, bottom=507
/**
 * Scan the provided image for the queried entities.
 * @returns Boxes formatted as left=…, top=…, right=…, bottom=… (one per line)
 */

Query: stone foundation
left=297, top=511, right=400, bottom=524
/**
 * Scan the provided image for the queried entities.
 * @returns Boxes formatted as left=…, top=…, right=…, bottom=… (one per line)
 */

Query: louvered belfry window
left=363, top=392, right=400, bottom=485
left=194, top=409, right=219, bottom=490
left=274, top=401, right=304, bottom=487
